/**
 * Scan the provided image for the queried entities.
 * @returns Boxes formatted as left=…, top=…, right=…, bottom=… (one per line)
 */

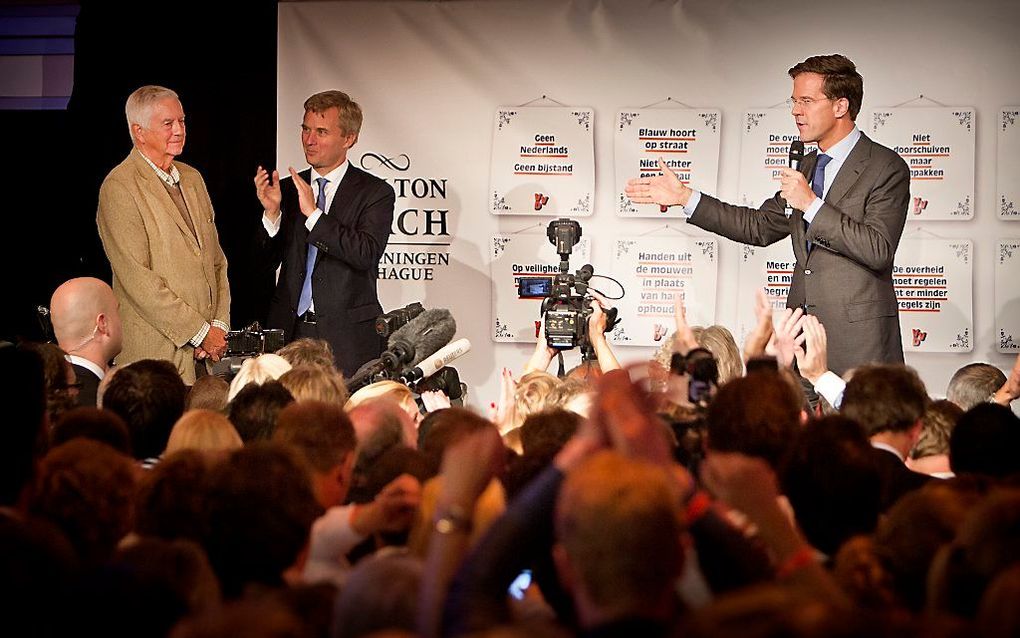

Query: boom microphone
left=785, top=140, right=805, bottom=217
left=400, top=338, right=472, bottom=384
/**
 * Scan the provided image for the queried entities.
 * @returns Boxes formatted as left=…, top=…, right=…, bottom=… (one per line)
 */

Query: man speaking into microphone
left=255, top=90, right=395, bottom=377
left=626, top=54, right=909, bottom=375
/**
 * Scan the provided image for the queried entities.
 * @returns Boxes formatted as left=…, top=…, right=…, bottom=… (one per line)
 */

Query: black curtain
left=0, top=0, right=279, bottom=343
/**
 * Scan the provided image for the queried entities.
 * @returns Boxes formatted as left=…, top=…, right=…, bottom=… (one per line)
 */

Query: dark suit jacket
left=689, top=133, right=910, bottom=375
left=263, top=165, right=395, bottom=377
left=71, top=363, right=101, bottom=408
left=870, top=446, right=931, bottom=512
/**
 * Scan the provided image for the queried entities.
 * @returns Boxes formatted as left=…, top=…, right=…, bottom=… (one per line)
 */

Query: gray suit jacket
left=689, top=133, right=910, bottom=375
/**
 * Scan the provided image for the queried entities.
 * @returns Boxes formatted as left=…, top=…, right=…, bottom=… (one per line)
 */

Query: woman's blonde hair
left=165, top=409, right=243, bottom=455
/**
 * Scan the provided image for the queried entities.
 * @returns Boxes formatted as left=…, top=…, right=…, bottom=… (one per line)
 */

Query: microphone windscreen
left=388, top=308, right=456, bottom=367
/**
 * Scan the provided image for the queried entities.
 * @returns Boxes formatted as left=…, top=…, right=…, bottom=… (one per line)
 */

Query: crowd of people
left=2, top=273, right=1020, bottom=638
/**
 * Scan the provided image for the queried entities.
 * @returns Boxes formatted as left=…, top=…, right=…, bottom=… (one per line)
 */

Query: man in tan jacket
left=97, top=85, right=230, bottom=384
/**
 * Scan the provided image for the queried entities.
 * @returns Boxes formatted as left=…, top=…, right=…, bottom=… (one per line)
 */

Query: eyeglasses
left=786, top=97, right=834, bottom=108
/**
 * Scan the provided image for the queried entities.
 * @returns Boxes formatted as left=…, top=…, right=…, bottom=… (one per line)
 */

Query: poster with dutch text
left=490, top=234, right=590, bottom=342
left=615, top=108, right=721, bottom=218
left=998, top=108, right=1020, bottom=219
left=608, top=237, right=718, bottom=347
left=489, top=107, right=595, bottom=216
left=735, top=241, right=798, bottom=346
left=996, top=240, right=1020, bottom=352
left=894, top=238, right=973, bottom=353
left=868, top=107, right=975, bottom=220
left=738, top=109, right=817, bottom=208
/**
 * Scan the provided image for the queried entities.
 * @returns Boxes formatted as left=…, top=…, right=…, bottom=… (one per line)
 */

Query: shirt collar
left=872, top=441, right=905, bottom=462
left=136, top=148, right=181, bottom=186
left=65, top=354, right=106, bottom=380
left=310, top=159, right=349, bottom=188
left=820, top=125, right=861, bottom=162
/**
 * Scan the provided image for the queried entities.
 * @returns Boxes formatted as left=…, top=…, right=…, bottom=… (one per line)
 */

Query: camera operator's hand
left=420, top=389, right=452, bottom=413
left=671, top=295, right=699, bottom=355
left=743, top=289, right=774, bottom=364
left=523, top=316, right=558, bottom=374
left=588, top=295, right=621, bottom=373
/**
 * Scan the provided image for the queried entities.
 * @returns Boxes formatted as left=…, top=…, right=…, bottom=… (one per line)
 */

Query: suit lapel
left=135, top=161, right=201, bottom=251
left=825, top=134, right=871, bottom=206
left=179, top=179, right=205, bottom=249
left=310, top=165, right=360, bottom=268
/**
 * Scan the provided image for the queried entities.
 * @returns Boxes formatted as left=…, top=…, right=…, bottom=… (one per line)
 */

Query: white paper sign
left=490, top=234, right=591, bottom=342
left=615, top=109, right=721, bottom=218
left=995, top=240, right=1020, bottom=352
left=998, top=108, right=1020, bottom=219
left=607, top=237, right=718, bottom=347
left=894, top=238, right=973, bottom=353
left=868, top=107, right=975, bottom=220
left=489, top=107, right=595, bottom=216
left=738, top=109, right=817, bottom=208
left=735, top=242, right=797, bottom=345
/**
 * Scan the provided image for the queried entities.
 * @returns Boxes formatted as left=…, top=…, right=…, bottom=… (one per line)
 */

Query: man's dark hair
left=28, top=439, right=136, bottom=566
left=227, top=380, right=294, bottom=443
left=781, top=416, right=881, bottom=555
left=946, top=363, right=1007, bottom=411
left=201, top=443, right=322, bottom=598
left=274, top=401, right=357, bottom=473
left=419, top=407, right=497, bottom=477
left=51, top=407, right=131, bottom=455
left=788, top=54, right=864, bottom=120
left=521, top=408, right=581, bottom=457
left=949, top=403, right=1020, bottom=479
left=102, top=359, right=187, bottom=460
left=841, top=364, right=929, bottom=436
left=706, top=371, right=802, bottom=470
left=135, top=449, right=216, bottom=543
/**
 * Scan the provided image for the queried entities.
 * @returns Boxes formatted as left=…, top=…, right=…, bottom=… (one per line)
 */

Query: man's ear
left=833, top=96, right=850, bottom=119
left=96, top=313, right=109, bottom=337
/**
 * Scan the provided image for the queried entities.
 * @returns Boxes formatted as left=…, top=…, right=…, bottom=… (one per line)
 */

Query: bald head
left=50, top=278, right=121, bottom=365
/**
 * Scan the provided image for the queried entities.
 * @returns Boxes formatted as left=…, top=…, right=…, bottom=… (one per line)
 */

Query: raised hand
left=765, top=307, right=805, bottom=369
left=287, top=167, right=317, bottom=217
left=254, top=165, right=282, bottom=219
left=794, top=315, right=829, bottom=385
left=625, top=157, right=692, bottom=207
left=672, top=294, right=698, bottom=354
left=743, top=288, right=775, bottom=363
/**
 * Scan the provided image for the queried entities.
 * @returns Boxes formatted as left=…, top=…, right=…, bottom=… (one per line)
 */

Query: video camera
left=535, top=218, right=619, bottom=360
left=375, top=302, right=424, bottom=339
left=210, top=322, right=285, bottom=379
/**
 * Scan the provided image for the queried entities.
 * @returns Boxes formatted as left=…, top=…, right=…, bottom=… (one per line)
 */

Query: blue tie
left=812, top=154, right=832, bottom=200
left=806, top=154, right=832, bottom=253
left=297, top=177, right=329, bottom=316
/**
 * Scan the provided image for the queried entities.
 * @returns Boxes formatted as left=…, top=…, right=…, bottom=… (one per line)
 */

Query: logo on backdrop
left=912, top=328, right=928, bottom=347
left=360, top=151, right=453, bottom=282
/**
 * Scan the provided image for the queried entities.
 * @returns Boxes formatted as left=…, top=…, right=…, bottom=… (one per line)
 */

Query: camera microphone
left=386, top=308, right=456, bottom=370
left=400, top=338, right=471, bottom=384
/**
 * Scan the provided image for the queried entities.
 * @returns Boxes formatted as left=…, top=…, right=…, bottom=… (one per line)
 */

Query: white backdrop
left=278, top=0, right=1020, bottom=408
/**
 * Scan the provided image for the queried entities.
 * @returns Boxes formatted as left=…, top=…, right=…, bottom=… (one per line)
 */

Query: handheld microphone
left=784, top=140, right=805, bottom=217
left=400, top=338, right=471, bottom=384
